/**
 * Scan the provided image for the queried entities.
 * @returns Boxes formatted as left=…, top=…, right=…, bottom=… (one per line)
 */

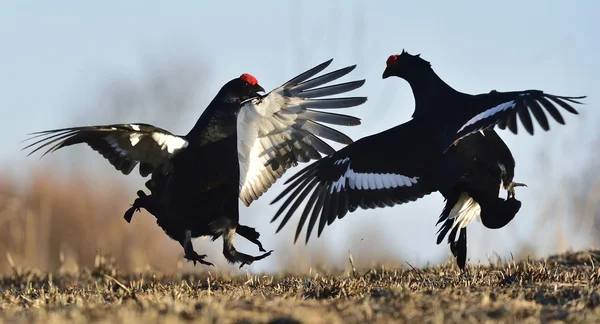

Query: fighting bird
left=270, top=50, right=584, bottom=269
left=435, top=129, right=523, bottom=269
left=22, top=59, right=368, bottom=268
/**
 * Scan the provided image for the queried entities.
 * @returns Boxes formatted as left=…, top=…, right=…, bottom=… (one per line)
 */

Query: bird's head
left=220, top=73, right=266, bottom=103
left=382, top=50, right=431, bottom=80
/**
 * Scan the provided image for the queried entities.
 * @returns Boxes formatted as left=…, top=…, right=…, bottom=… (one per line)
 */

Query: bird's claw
left=256, top=242, right=266, bottom=252
left=237, top=250, right=274, bottom=269
left=184, top=253, right=214, bottom=267
left=506, top=182, right=527, bottom=199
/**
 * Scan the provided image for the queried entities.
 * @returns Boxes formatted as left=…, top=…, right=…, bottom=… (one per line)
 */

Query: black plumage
left=270, top=50, right=584, bottom=269
left=270, top=118, right=450, bottom=243
left=381, top=51, right=585, bottom=150
left=435, top=129, right=523, bottom=269
left=23, top=59, right=368, bottom=267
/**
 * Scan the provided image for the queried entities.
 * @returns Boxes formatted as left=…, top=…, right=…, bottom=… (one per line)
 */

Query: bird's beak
left=254, top=84, right=266, bottom=93
left=382, top=67, right=393, bottom=79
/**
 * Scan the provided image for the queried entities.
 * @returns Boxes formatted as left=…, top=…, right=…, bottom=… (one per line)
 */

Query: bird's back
left=441, top=130, right=514, bottom=198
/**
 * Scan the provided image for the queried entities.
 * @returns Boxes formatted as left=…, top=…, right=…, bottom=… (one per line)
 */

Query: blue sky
left=1, top=1, right=598, bottom=272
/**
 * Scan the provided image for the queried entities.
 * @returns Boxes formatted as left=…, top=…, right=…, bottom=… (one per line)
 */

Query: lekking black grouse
left=434, top=129, right=523, bottom=269
left=269, top=50, right=584, bottom=268
left=23, top=59, right=368, bottom=268
left=385, top=52, right=529, bottom=269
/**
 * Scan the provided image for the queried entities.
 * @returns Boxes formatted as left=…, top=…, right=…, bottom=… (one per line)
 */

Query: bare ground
left=0, top=250, right=599, bottom=324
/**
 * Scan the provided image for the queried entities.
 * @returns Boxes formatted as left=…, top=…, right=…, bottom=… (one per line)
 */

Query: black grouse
left=435, top=129, right=524, bottom=269
left=382, top=51, right=585, bottom=150
left=269, top=51, right=584, bottom=268
left=23, top=59, right=368, bottom=267
left=383, top=52, right=529, bottom=269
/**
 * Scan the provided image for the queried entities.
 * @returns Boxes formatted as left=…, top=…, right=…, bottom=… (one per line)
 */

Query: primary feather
left=237, top=59, right=367, bottom=206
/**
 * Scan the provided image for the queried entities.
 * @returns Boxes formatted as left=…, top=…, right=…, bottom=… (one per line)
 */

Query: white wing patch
left=22, top=122, right=190, bottom=177
left=103, top=131, right=188, bottom=161
left=457, top=100, right=516, bottom=134
left=448, top=192, right=481, bottom=230
left=124, top=132, right=188, bottom=153
left=330, top=161, right=419, bottom=193
left=151, top=133, right=188, bottom=154
left=237, top=97, right=296, bottom=205
left=235, top=59, right=367, bottom=207
left=129, top=133, right=143, bottom=146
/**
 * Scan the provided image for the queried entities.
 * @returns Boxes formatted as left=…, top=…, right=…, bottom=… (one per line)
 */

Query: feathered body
left=24, top=59, right=368, bottom=267
left=270, top=50, right=584, bottom=270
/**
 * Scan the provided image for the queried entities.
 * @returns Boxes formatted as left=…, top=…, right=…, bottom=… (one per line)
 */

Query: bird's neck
left=405, top=68, right=462, bottom=119
left=186, top=96, right=241, bottom=145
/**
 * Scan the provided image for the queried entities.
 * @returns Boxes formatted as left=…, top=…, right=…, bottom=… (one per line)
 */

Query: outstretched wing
left=269, top=120, right=445, bottom=244
left=452, top=90, right=585, bottom=147
left=237, top=59, right=367, bottom=207
left=22, top=123, right=188, bottom=176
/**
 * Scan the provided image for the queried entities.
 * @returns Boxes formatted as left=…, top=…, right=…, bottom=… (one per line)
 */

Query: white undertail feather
left=448, top=192, right=481, bottom=230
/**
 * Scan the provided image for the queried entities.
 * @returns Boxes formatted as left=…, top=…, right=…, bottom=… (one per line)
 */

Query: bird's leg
left=506, top=182, right=527, bottom=199
left=449, top=228, right=468, bottom=271
left=182, top=230, right=213, bottom=267
left=236, top=224, right=267, bottom=252
left=123, top=190, right=149, bottom=223
left=222, top=227, right=273, bottom=269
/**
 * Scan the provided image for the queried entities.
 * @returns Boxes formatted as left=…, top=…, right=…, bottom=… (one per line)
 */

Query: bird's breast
left=198, top=117, right=237, bottom=145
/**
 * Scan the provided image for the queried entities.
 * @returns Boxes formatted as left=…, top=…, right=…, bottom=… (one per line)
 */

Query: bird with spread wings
left=23, top=59, right=368, bottom=267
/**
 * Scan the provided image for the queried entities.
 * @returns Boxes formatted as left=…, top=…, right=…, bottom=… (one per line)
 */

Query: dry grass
left=0, top=250, right=599, bottom=323
left=0, top=169, right=186, bottom=274
left=1, top=155, right=599, bottom=323
left=0, top=168, right=405, bottom=276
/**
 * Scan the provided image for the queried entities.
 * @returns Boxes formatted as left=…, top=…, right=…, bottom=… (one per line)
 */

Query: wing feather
left=452, top=90, right=585, bottom=149
left=22, top=123, right=187, bottom=176
left=269, top=121, right=444, bottom=244
left=237, top=59, right=367, bottom=207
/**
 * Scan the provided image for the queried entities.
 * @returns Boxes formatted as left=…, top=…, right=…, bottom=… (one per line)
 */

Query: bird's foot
left=184, top=251, right=214, bottom=267
left=506, top=182, right=527, bottom=199
left=123, top=190, right=148, bottom=223
left=236, top=225, right=267, bottom=252
left=183, top=231, right=214, bottom=267
left=235, top=250, right=274, bottom=269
